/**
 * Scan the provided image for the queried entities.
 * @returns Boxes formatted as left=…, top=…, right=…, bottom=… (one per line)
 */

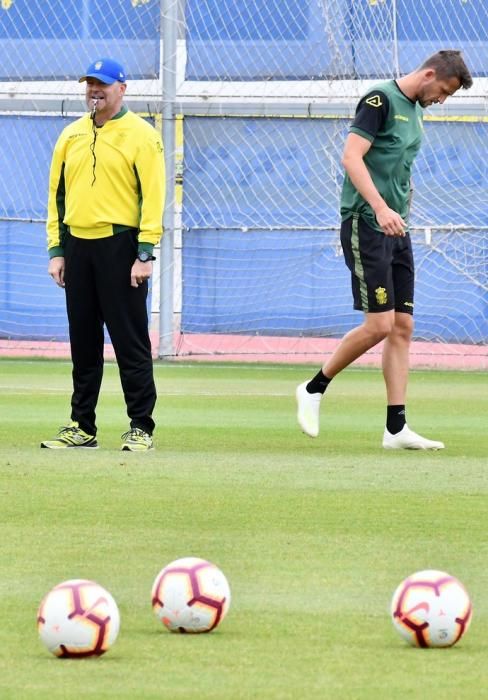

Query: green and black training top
left=340, top=80, right=424, bottom=232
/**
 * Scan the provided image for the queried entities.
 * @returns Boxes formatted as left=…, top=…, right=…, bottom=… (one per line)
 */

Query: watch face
left=138, top=252, right=150, bottom=262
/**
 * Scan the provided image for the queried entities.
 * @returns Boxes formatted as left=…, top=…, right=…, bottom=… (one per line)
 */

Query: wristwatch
left=137, top=251, right=156, bottom=263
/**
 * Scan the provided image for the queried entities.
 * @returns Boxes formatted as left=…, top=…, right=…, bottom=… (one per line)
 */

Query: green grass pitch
left=0, top=359, right=487, bottom=699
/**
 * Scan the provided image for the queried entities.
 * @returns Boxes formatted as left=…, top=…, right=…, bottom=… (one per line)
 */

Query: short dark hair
left=420, top=50, right=473, bottom=90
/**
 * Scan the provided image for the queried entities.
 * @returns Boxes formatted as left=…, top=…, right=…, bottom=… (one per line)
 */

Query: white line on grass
left=0, top=385, right=291, bottom=397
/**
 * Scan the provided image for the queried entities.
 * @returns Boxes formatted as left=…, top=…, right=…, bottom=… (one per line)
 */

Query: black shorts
left=340, top=214, right=414, bottom=315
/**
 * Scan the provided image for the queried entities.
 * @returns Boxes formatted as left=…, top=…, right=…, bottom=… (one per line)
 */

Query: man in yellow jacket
left=42, top=58, right=165, bottom=451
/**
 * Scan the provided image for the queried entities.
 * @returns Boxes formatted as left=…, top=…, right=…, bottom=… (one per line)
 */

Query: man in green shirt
left=296, top=50, right=472, bottom=449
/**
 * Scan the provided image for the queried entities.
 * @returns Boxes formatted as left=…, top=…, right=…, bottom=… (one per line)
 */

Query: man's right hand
left=375, top=206, right=407, bottom=237
left=48, top=256, right=65, bottom=287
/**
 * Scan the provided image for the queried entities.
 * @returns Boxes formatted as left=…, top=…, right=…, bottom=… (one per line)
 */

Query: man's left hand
left=130, top=259, right=153, bottom=288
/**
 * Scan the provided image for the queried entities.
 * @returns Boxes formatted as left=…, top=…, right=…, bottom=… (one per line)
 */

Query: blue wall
left=185, top=0, right=488, bottom=78
left=0, top=0, right=159, bottom=80
left=1, top=114, right=486, bottom=344
left=0, top=117, right=67, bottom=335
left=181, top=117, right=488, bottom=344
left=181, top=229, right=487, bottom=344
left=0, top=222, right=68, bottom=340
left=0, top=115, right=154, bottom=341
left=2, top=0, right=486, bottom=80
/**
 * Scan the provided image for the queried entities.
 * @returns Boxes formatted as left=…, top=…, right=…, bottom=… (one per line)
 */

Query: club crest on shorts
left=375, top=287, right=388, bottom=305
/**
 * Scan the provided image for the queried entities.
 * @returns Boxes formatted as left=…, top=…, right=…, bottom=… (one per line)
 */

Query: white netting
left=184, top=0, right=488, bottom=81
left=0, top=0, right=161, bottom=82
left=0, top=0, right=487, bottom=366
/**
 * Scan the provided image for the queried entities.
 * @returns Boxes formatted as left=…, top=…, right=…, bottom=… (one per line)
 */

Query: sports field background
left=0, top=359, right=486, bottom=699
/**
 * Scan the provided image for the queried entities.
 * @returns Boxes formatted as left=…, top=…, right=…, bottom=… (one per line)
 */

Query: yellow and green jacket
left=46, top=106, right=165, bottom=257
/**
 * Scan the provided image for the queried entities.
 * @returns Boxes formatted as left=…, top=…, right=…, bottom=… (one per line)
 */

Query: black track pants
left=64, top=230, right=156, bottom=436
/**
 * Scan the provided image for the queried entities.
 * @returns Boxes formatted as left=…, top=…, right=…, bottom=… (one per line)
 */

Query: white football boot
left=296, top=381, right=322, bottom=438
left=382, top=425, right=445, bottom=450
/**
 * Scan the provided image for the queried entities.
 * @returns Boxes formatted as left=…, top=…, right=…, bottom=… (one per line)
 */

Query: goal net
left=1, top=0, right=487, bottom=368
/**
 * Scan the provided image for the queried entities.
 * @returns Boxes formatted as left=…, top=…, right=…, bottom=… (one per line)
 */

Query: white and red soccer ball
left=391, top=569, right=472, bottom=648
left=151, top=557, right=231, bottom=633
left=37, top=579, right=120, bottom=657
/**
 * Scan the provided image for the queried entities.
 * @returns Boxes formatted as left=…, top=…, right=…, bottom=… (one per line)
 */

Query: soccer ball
left=151, top=557, right=231, bottom=633
left=37, top=579, right=120, bottom=657
left=390, top=569, right=472, bottom=648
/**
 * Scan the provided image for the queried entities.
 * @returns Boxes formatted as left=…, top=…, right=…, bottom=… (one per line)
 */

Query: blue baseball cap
left=79, top=58, right=126, bottom=85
